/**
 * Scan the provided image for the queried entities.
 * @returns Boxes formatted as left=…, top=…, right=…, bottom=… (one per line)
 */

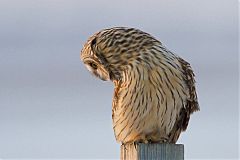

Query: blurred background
left=0, top=0, right=238, bottom=159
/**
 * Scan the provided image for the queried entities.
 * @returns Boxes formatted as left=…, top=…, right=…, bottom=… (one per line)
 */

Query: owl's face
left=81, top=56, right=110, bottom=81
left=81, top=36, right=110, bottom=81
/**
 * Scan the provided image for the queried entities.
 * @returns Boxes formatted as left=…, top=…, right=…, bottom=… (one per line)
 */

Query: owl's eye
left=88, top=62, right=98, bottom=70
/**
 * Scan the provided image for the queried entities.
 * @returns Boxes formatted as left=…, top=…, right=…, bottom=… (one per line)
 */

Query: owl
left=80, top=27, right=199, bottom=144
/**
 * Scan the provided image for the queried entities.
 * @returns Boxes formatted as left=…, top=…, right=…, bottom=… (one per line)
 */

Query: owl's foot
left=121, top=142, right=128, bottom=151
left=156, top=137, right=170, bottom=143
left=121, top=141, right=137, bottom=151
left=147, top=139, right=153, bottom=143
left=133, top=141, right=139, bottom=150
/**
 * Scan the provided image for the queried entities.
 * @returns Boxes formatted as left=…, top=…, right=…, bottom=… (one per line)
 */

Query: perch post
left=121, top=143, right=184, bottom=160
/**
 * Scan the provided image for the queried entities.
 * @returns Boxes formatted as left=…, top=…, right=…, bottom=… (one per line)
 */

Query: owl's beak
left=96, top=68, right=110, bottom=81
left=99, top=76, right=109, bottom=81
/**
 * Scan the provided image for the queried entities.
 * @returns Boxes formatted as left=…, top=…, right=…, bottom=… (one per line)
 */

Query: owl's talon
left=121, top=142, right=128, bottom=151
left=133, top=142, right=138, bottom=150
left=148, top=139, right=152, bottom=144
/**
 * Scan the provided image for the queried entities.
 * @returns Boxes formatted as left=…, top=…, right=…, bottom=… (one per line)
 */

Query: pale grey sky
left=0, top=0, right=238, bottom=159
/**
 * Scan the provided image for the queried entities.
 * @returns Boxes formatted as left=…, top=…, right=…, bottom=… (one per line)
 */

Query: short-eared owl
left=80, top=27, right=199, bottom=144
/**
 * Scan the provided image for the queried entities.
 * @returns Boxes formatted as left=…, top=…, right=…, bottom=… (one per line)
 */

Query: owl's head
left=81, top=34, right=111, bottom=81
left=80, top=27, right=161, bottom=82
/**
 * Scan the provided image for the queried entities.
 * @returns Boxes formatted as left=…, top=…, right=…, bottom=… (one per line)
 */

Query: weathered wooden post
left=121, top=143, right=184, bottom=160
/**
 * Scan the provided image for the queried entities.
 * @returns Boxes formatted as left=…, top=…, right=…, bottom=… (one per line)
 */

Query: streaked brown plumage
left=80, top=27, right=199, bottom=144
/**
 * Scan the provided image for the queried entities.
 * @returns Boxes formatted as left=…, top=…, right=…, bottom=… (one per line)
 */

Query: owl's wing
left=169, top=57, right=199, bottom=142
left=178, top=57, right=199, bottom=130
